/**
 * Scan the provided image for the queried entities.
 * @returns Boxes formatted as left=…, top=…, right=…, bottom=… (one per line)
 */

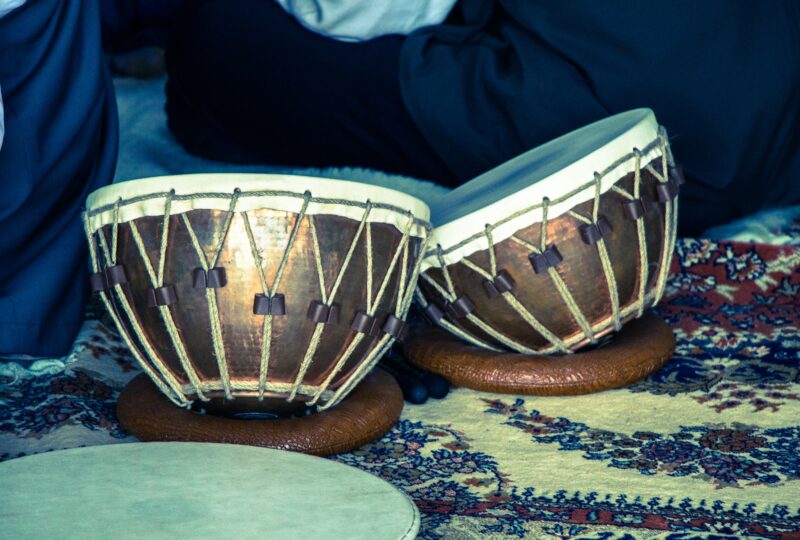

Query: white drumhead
left=85, top=173, right=430, bottom=238
left=0, top=443, right=420, bottom=540
left=425, top=109, right=664, bottom=269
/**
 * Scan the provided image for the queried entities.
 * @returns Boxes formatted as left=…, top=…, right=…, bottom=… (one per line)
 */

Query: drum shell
left=420, top=159, right=670, bottom=352
left=97, top=208, right=421, bottom=403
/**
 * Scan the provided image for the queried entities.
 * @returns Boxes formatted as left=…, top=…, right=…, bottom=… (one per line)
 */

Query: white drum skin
left=0, top=443, right=420, bottom=540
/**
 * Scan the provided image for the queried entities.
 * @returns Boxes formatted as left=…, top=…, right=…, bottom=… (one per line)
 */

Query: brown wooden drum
left=417, top=109, right=682, bottom=354
left=83, top=174, right=431, bottom=411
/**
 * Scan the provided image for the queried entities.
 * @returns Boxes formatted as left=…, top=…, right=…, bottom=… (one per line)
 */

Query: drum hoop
left=85, top=176, right=431, bottom=239
left=422, top=129, right=665, bottom=271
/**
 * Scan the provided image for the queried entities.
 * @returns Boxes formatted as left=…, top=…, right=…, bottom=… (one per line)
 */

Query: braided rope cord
left=434, top=248, right=536, bottom=352
left=567, top=174, right=622, bottom=331
left=611, top=148, right=650, bottom=317
left=127, top=194, right=210, bottom=400
left=539, top=196, right=549, bottom=251
left=82, top=213, right=188, bottom=407
left=366, top=222, right=374, bottom=310
left=241, top=192, right=312, bottom=399
left=646, top=131, right=677, bottom=303
left=662, top=128, right=680, bottom=301
left=435, top=252, right=535, bottom=352
left=110, top=198, right=120, bottom=265
left=317, top=216, right=415, bottom=405
left=326, top=242, right=412, bottom=408
left=458, top=256, right=570, bottom=353
left=178, top=190, right=242, bottom=400
left=512, top=233, right=595, bottom=342
left=399, top=239, right=429, bottom=315
left=413, top=286, right=501, bottom=351
left=308, top=218, right=381, bottom=405
left=479, top=221, right=570, bottom=353
left=486, top=226, right=498, bottom=275
left=94, top=216, right=191, bottom=404
left=419, top=274, right=661, bottom=353
left=461, top=202, right=567, bottom=353
left=415, top=132, right=677, bottom=354
left=320, top=214, right=424, bottom=409
left=287, top=204, right=373, bottom=401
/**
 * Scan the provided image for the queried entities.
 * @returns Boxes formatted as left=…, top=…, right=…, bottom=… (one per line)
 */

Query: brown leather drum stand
left=405, top=312, right=675, bottom=395
left=117, top=369, right=403, bottom=456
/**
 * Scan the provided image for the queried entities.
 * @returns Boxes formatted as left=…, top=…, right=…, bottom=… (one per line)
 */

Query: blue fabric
left=0, top=0, right=118, bottom=355
left=165, top=0, right=451, bottom=182
left=400, top=0, right=800, bottom=235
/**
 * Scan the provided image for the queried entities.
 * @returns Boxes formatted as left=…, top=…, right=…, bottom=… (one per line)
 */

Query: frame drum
left=0, top=443, right=420, bottom=539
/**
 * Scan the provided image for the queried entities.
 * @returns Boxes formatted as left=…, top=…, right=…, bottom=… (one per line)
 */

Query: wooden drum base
left=117, top=370, right=403, bottom=456
left=405, top=312, right=675, bottom=395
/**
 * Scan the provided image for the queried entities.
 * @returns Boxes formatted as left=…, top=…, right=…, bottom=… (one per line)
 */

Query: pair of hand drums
left=84, top=109, right=677, bottom=454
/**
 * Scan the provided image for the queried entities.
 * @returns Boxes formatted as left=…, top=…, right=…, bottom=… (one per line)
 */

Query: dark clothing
left=168, top=0, right=800, bottom=236
left=0, top=0, right=118, bottom=356
left=165, top=0, right=454, bottom=183
left=101, top=0, right=187, bottom=52
left=401, top=0, right=800, bottom=234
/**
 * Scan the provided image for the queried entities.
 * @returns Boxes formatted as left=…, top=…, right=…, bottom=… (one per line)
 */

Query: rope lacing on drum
left=512, top=195, right=595, bottom=342
left=611, top=149, right=651, bottom=318
left=508, top=233, right=595, bottom=343
left=110, top=198, right=121, bottom=266
left=240, top=191, right=311, bottom=399
left=289, top=201, right=373, bottom=401
left=455, top=223, right=571, bottom=354
left=427, top=247, right=532, bottom=352
left=128, top=190, right=209, bottom=400
left=415, top=275, right=500, bottom=351
left=308, top=213, right=374, bottom=405
left=180, top=189, right=243, bottom=400
left=653, top=128, right=678, bottom=303
left=95, top=203, right=192, bottom=405
left=539, top=197, right=549, bottom=252
left=321, top=212, right=421, bottom=408
left=82, top=212, right=189, bottom=407
left=567, top=174, right=622, bottom=332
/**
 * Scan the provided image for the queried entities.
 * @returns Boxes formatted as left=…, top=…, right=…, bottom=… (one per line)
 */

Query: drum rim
left=423, top=109, right=663, bottom=270
left=84, top=173, right=431, bottom=236
left=0, top=442, right=421, bottom=539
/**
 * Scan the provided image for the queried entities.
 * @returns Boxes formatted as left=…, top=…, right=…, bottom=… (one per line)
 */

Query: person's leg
left=165, top=0, right=456, bottom=184
left=0, top=0, right=117, bottom=356
left=399, top=1, right=800, bottom=235
left=100, top=0, right=186, bottom=52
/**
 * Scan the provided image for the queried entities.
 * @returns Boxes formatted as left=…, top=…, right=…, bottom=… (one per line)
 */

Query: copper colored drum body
left=84, top=176, right=430, bottom=410
left=419, top=121, right=679, bottom=354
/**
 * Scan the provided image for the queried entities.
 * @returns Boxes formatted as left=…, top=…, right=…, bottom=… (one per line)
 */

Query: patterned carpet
left=2, top=238, right=799, bottom=539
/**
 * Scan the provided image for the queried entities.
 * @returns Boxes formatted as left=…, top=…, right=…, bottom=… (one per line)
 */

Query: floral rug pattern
left=2, top=238, right=799, bottom=538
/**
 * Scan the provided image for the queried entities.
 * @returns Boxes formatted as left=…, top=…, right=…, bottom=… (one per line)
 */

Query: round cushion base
left=405, top=312, right=675, bottom=395
left=117, top=370, right=403, bottom=456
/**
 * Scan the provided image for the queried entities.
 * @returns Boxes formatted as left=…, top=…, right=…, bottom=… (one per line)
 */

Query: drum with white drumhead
left=83, top=174, right=431, bottom=411
left=0, top=443, right=420, bottom=539
left=417, top=109, right=681, bottom=354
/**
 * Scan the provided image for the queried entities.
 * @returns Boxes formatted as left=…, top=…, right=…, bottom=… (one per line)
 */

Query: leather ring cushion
left=405, top=312, right=675, bottom=395
left=117, top=369, right=403, bottom=456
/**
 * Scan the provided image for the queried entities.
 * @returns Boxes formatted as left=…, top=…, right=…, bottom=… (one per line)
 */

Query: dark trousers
left=167, top=0, right=800, bottom=238
left=165, top=0, right=456, bottom=185
left=0, top=1, right=118, bottom=356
